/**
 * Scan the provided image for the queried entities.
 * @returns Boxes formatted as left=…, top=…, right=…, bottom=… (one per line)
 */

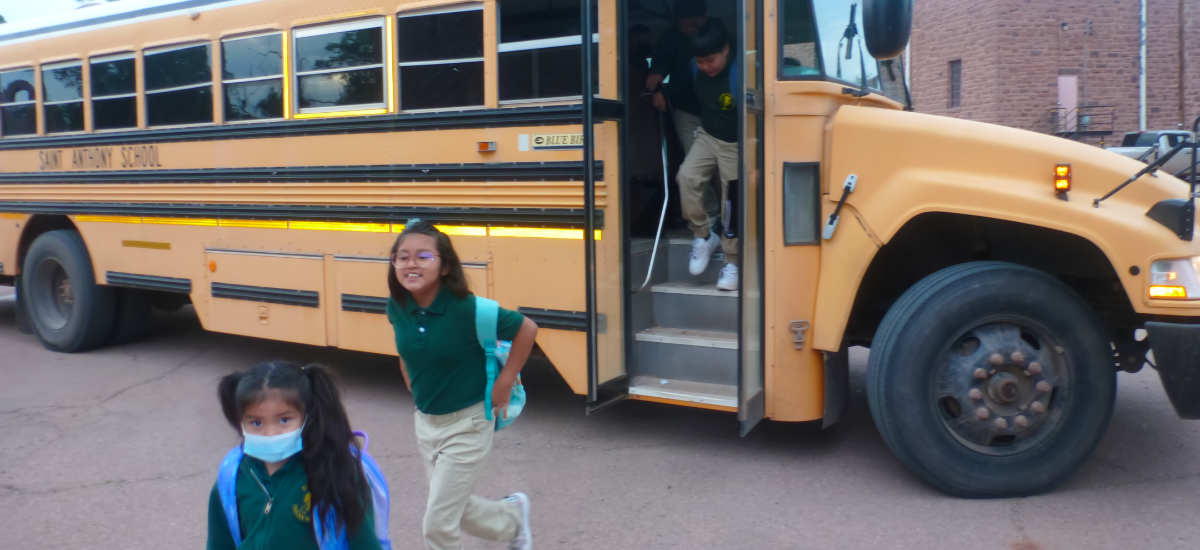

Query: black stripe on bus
left=106, top=271, right=191, bottom=294
left=342, top=294, right=388, bottom=315
left=517, top=307, right=588, bottom=331
left=0, top=105, right=586, bottom=150
left=211, top=282, right=319, bottom=308
left=0, top=160, right=603, bottom=185
left=0, top=202, right=601, bottom=229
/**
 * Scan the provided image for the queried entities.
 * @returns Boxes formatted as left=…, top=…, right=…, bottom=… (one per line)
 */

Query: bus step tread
left=628, top=376, right=738, bottom=409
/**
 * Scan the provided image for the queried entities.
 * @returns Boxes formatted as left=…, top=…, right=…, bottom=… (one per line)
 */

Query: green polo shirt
left=206, top=455, right=381, bottom=550
left=386, top=288, right=525, bottom=415
left=694, top=61, right=737, bottom=143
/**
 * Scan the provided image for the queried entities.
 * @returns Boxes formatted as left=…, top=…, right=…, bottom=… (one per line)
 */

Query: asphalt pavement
left=1, top=286, right=1198, bottom=549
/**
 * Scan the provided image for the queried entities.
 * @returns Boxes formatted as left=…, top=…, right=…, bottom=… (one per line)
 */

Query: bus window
left=812, top=0, right=879, bottom=88
left=396, top=6, right=484, bottom=111
left=144, top=43, right=213, bottom=126
left=498, top=0, right=597, bottom=102
left=222, top=33, right=284, bottom=121
left=42, top=61, right=84, bottom=133
left=294, top=19, right=385, bottom=114
left=90, top=54, right=137, bottom=130
left=779, top=0, right=821, bottom=78
left=0, top=67, right=36, bottom=136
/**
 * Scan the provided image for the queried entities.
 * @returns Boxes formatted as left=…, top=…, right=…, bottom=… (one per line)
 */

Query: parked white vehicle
left=1107, top=130, right=1196, bottom=178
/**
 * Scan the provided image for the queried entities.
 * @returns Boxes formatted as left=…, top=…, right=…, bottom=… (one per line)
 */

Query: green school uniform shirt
left=694, top=61, right=737, bottom=143
left=205, top=455, right=381, bottom=550
left=386, top=288, right=525, bottom=415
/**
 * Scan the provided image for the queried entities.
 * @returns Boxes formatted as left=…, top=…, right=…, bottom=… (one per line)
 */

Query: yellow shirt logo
left=718, top=92, right=734, bottom=111
left=294, top=489, right=313, bottom=522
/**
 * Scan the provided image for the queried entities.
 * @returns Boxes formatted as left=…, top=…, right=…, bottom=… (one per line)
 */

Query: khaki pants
left=677, top=127, right=739, bottom=263
left=672, top=109, right=702, bottom=154
left=414, top=401, right=520, bottom=550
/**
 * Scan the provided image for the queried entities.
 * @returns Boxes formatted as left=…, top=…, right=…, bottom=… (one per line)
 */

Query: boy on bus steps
left=678, top=18, right=739, bottom=291
left=386, top=221, right=537, bottom=550
left=207, top=361, right=385, bottom=550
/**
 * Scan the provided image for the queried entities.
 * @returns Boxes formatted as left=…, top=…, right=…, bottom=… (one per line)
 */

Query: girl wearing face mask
left=206, top=361, right=382, bottom=550
left=385, top=220, right=537, bottom=550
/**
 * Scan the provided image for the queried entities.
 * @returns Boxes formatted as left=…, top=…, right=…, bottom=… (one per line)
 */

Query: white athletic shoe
left=505, top=492, right=532, bottom=550
left=688, top=232, right=720, bottom=275
left=716, top=263, right=739, bottom=291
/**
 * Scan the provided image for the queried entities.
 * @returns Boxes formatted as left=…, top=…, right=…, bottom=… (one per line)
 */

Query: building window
left=144, top=43, right=214, bottom=126
left=498, top=0, right=597, bottom=102
left=42, top=61, right=84, bottom=133
left=948, top=59, right=962, bottom=108
left=294, top=19, right=386, bottom=114
left=222, top=33, right=284, bottom=121
left=90, top=54, right=137, bottom=130
left=0, top=67, right=37, bottom=136
left=396, top=6, right=484, bottom=110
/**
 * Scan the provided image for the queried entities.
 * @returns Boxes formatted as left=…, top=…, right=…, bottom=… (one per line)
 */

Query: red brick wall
left=911, top=0, right=1199, bottom=145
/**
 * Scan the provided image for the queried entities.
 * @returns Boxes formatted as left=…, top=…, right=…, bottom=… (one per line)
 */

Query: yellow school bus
left=2, top=0, right=1198, bottom=497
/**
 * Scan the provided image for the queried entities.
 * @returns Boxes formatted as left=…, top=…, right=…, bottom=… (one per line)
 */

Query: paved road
left=1, top=286, right=1198, bottom=549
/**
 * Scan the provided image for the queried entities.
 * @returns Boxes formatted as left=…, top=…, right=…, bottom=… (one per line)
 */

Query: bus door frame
left=738, top=0, right=768, bottom=436
left=583, top=0, right=630, bottom=412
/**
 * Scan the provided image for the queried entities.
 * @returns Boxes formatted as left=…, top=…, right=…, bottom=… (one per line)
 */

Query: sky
left=0, top=0, right=119, bottom=25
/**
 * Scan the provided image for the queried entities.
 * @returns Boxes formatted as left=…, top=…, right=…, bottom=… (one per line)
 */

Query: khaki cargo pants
left=676, top=127, right=739, bottom=263
left=414, top=401, right=520, bottom=549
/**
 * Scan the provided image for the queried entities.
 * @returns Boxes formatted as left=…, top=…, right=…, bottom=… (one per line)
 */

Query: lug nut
left=1036, top=381, right=1052, bottom=393
left=989, top=353, right=1004, bottom=366
left=1015, top=415, right=1030, bottom=428
left=1028, top=362, right=1043, bottom=375
left=1031, top=401, right=1047, bottom=414
left=975, top=407, right=990, bottom=420
left=968, top=388, right=983, bottom=400
left=994, top=417, right=1008, bottom=430
left=1010, top=351, right=1026, bottom=365
left=974, top=368, right=989, bottom=379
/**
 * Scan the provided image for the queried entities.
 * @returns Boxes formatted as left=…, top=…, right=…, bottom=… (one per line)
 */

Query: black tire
left=20, top=230, right=116, bottom=352
left=109, top=288, right=153, bottom=345
left=866, top=261, right=1116, bottom=497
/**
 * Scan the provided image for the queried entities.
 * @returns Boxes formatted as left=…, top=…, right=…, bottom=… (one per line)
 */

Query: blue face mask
left=242, top=423, right=304, bottom=463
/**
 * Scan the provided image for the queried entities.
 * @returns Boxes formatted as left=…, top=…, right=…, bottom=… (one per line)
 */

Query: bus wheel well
left=18, top=215, right=77, bottom=271
left=845, top=213, right=1135, bottom=346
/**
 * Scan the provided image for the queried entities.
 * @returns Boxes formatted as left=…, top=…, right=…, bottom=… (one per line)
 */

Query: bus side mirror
left=863, top=0, right=912, bottom=60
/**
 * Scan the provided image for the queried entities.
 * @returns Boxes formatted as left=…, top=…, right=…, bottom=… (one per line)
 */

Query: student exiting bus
left=677, top=18, right=739, bottom=291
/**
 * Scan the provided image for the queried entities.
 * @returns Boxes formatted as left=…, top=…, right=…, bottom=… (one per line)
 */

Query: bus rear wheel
left=21, top=230, right=116, bottom=352
left=866, top=261, right=1116, bottom=497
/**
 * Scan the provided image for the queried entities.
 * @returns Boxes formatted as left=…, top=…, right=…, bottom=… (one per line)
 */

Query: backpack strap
left=353, top=433, right=393, bottom=550
left=216, top=447, right=244, bottom=545
left=474, top=295, right=501, bottom=421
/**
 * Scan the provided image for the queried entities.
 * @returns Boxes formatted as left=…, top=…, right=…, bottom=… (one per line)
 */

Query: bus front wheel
left=866, top=261, right=1115, bottom=497
left=21, top=230, right=116, bottom=352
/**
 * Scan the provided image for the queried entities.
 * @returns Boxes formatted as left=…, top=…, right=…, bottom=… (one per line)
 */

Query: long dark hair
left=386, top=219, right=471, bottom=304
left=217, top=361, right=368, bottom=533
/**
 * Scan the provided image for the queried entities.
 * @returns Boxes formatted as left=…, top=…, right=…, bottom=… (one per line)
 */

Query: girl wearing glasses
left=384, top=220, right=536, bottom=550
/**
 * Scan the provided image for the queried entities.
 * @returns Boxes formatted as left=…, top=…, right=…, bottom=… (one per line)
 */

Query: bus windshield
left=780, top=0, right=907, bottom=103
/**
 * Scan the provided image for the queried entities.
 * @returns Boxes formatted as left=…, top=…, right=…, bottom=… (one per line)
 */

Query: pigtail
left=217, top=372, right=244, bottom=430
left=300, top=364, right=368, bottom=534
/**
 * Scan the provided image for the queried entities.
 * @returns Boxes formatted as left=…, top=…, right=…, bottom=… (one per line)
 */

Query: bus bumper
left=1146, top=322, right=1200, bottom=419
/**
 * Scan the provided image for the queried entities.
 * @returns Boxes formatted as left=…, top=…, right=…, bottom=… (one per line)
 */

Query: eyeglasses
left=393, top=251, right=439, bottom=267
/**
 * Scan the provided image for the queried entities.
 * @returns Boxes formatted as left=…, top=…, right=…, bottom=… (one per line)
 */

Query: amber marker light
left=1054, top=164, right=1071, bottom=191
left=478, top=141, right=497, bottom=152
left=1148, top=285, right=1187, bottom=299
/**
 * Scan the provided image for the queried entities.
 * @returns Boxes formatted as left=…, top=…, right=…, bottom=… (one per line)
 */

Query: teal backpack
left=475, top=295, right=526, bottom=430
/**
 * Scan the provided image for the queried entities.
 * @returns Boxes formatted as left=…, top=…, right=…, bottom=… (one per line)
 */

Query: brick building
left=909, top=0, right=1199, bottom=146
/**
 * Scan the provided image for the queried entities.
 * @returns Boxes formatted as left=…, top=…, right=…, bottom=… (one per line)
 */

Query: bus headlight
left=1148, top=257, right=1200, bottom=299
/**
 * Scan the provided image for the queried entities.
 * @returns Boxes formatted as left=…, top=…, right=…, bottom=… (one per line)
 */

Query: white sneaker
left=716, top=263, right=739, bottom=291
left=688, top=232, right=720, bottom=275
left=505, top=492, right=532, bottom=550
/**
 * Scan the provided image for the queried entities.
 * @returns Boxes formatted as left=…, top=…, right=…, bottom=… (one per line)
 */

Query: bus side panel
left=0, top=213, right=29, bottom=278
left=203, top=249, right=328, bottom=346
left=764, top=115, right=827, bottom=423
